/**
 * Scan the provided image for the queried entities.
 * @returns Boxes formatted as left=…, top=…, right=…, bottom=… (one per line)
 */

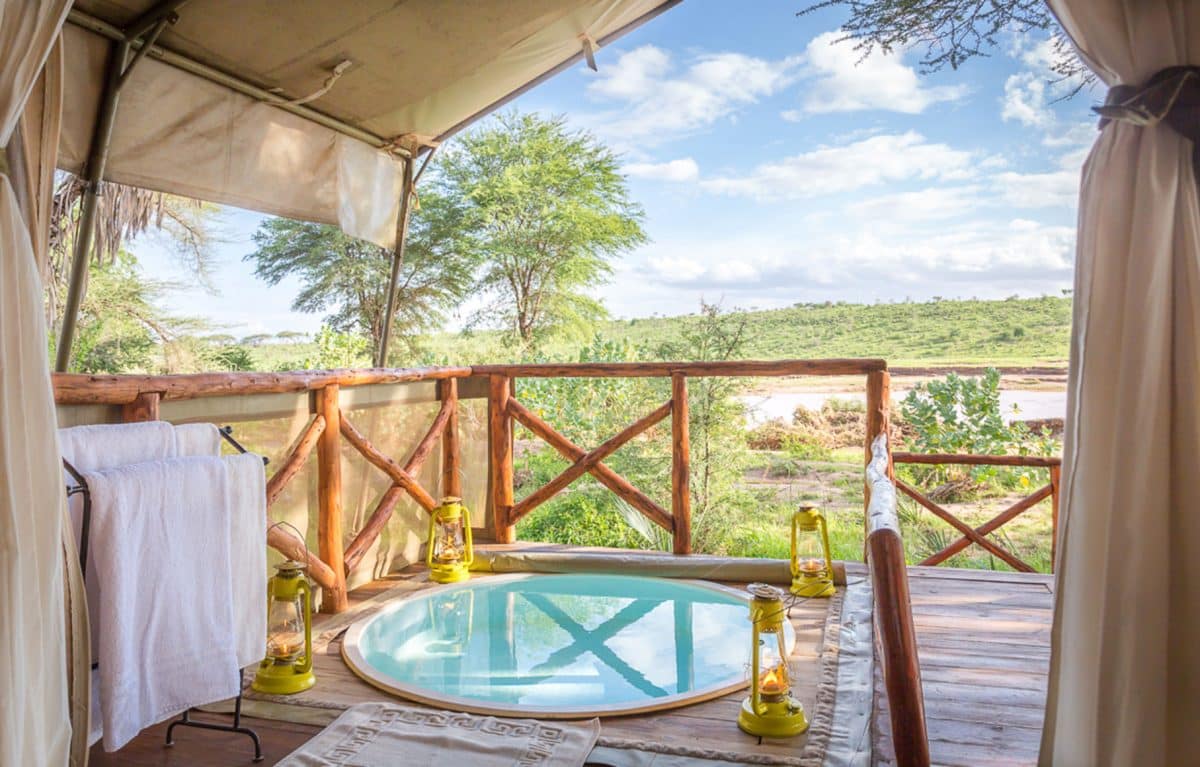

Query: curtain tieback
left=1096, top=66, right=1200, bottom=177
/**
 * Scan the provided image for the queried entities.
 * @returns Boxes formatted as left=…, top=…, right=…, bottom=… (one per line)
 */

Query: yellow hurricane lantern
left=252, top=559, right=316, bottom=695
left=427, top=497, right=474, bottom=584
left=790, top=505, right=835, bottom=599
left=738, top=583, right=808, bottom=737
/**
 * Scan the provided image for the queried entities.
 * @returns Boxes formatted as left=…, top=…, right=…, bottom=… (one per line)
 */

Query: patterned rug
left=275, top=702, right=600, bottom=766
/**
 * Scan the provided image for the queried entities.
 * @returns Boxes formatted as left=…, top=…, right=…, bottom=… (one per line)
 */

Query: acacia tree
left=433, top=112, right=647, bottom=346
left=244, top=191, right=475, bottom=360
left=801, top=0, right=1092, bottom=95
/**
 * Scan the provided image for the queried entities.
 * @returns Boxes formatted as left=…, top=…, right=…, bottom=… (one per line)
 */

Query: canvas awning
left=60, top=0, right=678, bottom=248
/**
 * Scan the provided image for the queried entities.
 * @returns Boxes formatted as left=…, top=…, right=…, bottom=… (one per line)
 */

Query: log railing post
left=489, top=375, right=515, bottom=543
left=864, top=369, right=892, bottom=557
left=122, top=391, right=160, bottom=422
left=440, top=378, right=461, bottom=499
left=671, top=373, right=691, bottom=555
left=315, top=383, right=348, bottom=612
left=1049, top=463, right=1061, bottom=573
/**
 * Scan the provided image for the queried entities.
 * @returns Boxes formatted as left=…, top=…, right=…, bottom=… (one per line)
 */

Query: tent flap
left=58, top=0, right=674, bottom=240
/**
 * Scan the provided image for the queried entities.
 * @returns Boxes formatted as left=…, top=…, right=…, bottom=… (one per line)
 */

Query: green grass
left=421, top=296, right=1072, bottom=367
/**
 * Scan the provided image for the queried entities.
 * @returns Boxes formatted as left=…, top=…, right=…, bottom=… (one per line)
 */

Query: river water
left=738, top=390, right=1067, bottom=426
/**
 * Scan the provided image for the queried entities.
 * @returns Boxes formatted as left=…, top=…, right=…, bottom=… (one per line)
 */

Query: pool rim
left=340, top=572, right=797, bottom=719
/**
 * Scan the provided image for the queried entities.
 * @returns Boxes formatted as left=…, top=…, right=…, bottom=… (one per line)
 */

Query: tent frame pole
left=376, top=155, right=415, bottom=368
left=55, top=4, right=176, bottom=372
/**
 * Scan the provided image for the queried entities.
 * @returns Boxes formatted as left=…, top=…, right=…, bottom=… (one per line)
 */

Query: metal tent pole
left=375, top=155, right=415, bottom=368
left=55, top=2, right=178, bottom=372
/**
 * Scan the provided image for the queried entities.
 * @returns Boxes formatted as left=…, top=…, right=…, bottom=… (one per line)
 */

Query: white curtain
left=1043, top=2, right=1200, bottom=765
left=0, top=1, right=75, bottom=766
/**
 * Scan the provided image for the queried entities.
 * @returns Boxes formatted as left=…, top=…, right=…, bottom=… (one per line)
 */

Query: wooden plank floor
left=92, top=565, right=1053, bottom=766
left=874, top=566, right=1053, bottom=767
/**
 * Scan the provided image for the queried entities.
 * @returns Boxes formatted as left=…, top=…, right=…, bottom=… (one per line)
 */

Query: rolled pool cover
left=470, top=549, right=847, bottom=585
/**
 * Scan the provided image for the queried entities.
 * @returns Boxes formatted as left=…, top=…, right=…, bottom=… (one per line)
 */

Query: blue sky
left=134, top=0, right=1096, bottom=337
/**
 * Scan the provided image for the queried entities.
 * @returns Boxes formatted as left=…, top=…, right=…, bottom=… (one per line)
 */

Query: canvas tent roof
left=59, top=0, right=677, bottom=247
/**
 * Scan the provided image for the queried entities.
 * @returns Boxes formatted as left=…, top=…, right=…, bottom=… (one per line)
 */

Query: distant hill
left=425, top=296, right=1072, bottom=368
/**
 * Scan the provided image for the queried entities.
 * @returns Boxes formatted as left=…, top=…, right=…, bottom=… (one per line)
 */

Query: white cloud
left=994, top=149, right=1085, bottom=208
left=700, top=132, right=975, bottom=200
left=624, top=158, right=700, bottom=182
left=800, top=31, right=967, bottom=115
left=780, top=109, right=804, bottom=122
left=848, top=186, right=983, bottom=222
left=585, top=45, right=799, bottom=145
left=1002, top=72, right=1054, bottom=129
left=628, top=218, right=1074, bottom=306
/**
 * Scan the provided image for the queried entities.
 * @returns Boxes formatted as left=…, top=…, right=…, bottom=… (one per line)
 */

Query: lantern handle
left=267, top=520, right=311, bottom=572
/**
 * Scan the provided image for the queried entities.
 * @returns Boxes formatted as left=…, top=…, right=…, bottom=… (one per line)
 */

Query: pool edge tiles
left=340, top=573, right=797, bottom=719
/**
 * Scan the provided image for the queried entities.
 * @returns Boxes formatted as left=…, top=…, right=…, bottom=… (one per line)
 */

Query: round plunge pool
left=341, top=573, right=795, bottom=718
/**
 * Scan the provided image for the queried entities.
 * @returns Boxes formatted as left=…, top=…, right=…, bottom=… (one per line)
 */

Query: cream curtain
left=1042, top=2, right=1200, bottom=765
left=0, top=1, right=76, bottom=766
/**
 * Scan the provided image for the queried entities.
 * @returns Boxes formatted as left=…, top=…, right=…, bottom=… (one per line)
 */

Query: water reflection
left=358, top=574, right=779, bottom=709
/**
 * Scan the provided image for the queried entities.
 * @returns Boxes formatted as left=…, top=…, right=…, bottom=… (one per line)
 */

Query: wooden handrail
left=865, top=434, right=931, bottom=767
left=265, top=414, right=325, bottom=508
left=893, top=452, right=1061, bottom=467
left=52, top=366, right=471, bottom=404
left=472, top=358, right=886, bottom=378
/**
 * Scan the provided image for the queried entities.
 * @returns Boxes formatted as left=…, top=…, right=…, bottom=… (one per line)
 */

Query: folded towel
left=224, top=453, right=268, bottom=668
left=58, top=422, right=177, bottom=473
left=59, top=422, right=179, bottom=660
left=85, top=456, right=240, bottom=751
left=174, top=423, right=222, bottom=457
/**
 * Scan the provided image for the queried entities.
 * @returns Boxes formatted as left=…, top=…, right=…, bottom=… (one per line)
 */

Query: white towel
left=174, top=423, right=223, bottom=457
left=59, top=422, right=179, bottom=660
left=224, top=453, right=268, bottom=668
left=58, top=422, right=177, bottom=473
left=84, top=456, right=240, bottom=751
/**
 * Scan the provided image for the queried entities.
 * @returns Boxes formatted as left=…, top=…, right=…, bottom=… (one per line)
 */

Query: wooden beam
left=440, top=378, right=462, bottom=498
left=507, top=399, right=673, bottom=532
left=266, top=524, right=337, bottom=592
left=671, top=373, right=691, bottom=555
left=919, top=483, right=1054, bottom=569
left=52, top=366, right=473, bottom=405
left=893, top=452, right=1061, bottom=468
left=315, top=384, right=347, bottom=612
left=864, top=370, right=891, bottom=558
left=265, top=414, right=325, bottom=508
left=403, top=396, right=454, bottom=479
left=1049, top=464, right=1061, bottom=573
left=489, top=375, right=515, bottom=543
left=121, top=391, right=160, bottom=422
left=339, top=415, right=437, bottom=512
left=471, top=358, right=886, bottom=379
left=342, top=484, right=404, bottom=574
left=340, top=396, right=454, bottom=573
left=868, top=528, right=931, bottom=767
left=895, top=479, right=1036, bottom=572
left=509, top=400, right=672, bottom=524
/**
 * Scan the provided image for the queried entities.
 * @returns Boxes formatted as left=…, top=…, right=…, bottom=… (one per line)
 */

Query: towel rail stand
left=62, top=424, right=264, bottom=762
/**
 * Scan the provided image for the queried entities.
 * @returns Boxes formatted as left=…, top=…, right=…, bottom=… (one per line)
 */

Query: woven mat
left=274, top=702, right=600, bottom=766
left=239, top=574, right=872, bottom=767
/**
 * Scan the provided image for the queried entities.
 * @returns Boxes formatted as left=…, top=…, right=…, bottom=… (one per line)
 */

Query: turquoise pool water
left=341, top=573, right=794, bottom=717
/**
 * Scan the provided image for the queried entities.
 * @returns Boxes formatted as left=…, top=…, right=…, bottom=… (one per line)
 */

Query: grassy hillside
left=421, top=296, right=1072, bottom=367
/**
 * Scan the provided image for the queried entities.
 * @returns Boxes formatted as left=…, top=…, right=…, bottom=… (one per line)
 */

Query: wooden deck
left=91, top=566, right=1053, bottom=767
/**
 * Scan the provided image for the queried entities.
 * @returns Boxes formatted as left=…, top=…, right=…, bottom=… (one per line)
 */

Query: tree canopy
left=244, top=190, right=475, bottom=361
left=801, top=0, right=1091, bottom=96
left=432, top=112, right=647, bottom=345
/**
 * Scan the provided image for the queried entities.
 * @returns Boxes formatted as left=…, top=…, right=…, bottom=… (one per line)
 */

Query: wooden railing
left=475, top=359, right=891, bottom=555
left=52, top=359, right=894, bottom=612
left=54, top=366, right=469, bottom=613
left=892, top=452, right=1062, bottom=573
left=866, top=435, right=931, bottom=767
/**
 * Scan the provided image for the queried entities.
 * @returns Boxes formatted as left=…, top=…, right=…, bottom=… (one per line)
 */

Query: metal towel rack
left=63, top=424, right=266, bottom=761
